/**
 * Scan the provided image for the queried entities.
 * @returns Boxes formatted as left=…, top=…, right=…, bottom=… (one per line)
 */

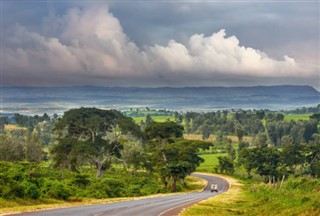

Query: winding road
left=9, top=173, right=229, bottom=216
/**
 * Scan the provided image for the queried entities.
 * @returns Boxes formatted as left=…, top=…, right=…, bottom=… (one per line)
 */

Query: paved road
left=9, top=173, right=229, bottom=216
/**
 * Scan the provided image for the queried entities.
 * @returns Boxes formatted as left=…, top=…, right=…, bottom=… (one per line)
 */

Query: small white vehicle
left=210, top=184, right=218, bottom=192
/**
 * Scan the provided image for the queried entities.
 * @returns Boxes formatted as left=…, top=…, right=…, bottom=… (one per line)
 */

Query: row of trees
left=215, top=133, right=320, bottom=180
left=0, top=131, right=45, bottom=162
left=172, top=110, right=319, bottom=147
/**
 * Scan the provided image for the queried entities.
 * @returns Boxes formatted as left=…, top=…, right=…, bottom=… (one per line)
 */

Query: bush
left=72, top=174, right=91, bottom=188
left=43, top=180, right=70, bottom=200
left=25, top=182, right=40, bottom=199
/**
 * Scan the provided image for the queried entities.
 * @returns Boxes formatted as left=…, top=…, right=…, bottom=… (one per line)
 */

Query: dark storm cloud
left=1, top=1, right=319, bottom=88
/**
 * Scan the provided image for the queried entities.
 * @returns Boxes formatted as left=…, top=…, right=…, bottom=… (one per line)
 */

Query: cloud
left=3, top=5, right=318, bottom=87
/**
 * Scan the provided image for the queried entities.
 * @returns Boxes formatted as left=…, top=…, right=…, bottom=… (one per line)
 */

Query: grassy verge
left=182, top=175, right=320, bottom=216
left=0, top=176, right=205, bottom=215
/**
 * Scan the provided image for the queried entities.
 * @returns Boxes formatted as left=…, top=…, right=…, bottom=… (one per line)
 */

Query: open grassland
left=196, top=154, right=228, bottom=173
left=284, top=113, right=311, bottom=121
left=132, top=115, right=175, bottom=123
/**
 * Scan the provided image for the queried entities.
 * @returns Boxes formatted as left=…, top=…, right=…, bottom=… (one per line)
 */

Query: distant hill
left=1, top=85, right=319, bottom=115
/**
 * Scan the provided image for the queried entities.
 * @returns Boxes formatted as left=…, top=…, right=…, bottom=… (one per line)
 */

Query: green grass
left=196, top=153, right=228, bottom=173
left=132, top=115, right=175, bottom=123
left=284, top=114, right=310, bottom=121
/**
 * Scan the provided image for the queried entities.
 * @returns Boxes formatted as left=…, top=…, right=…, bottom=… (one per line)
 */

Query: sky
left=1, top=0, right=319, bottom=89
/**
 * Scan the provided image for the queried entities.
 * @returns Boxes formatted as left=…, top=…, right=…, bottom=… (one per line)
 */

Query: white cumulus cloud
left=3, top=5, right=318, bottom=87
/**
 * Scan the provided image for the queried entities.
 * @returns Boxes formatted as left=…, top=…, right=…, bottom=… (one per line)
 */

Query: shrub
left=43, top=180, right=70, bottom=200
left=25, top=182, right=40, bottom=199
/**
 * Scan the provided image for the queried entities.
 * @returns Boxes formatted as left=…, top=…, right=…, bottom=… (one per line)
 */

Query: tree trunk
left=279, top=175, right=285, bottom=189
left=162, top=179, right=168, bottom=189
left=180, top=178, right=185, bottom=185
left=171, top=179, right=177, bottom=192
left=95, top=161, right=104, bottom=178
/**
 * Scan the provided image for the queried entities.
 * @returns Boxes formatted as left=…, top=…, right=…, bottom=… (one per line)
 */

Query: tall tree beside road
left=52, top=108, right=142, bottom=177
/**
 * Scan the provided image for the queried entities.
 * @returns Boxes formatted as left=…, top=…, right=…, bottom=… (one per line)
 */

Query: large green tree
left=145, top=121, right=210, bottom=191
left=52, top=108, right=142, bottom=177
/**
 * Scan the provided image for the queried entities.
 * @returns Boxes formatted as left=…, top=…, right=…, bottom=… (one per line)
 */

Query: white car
left=210, top=184, right=218, bottom=192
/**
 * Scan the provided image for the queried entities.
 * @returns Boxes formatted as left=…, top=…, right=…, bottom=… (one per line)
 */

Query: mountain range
left=1, top=85, right=319, bottom=116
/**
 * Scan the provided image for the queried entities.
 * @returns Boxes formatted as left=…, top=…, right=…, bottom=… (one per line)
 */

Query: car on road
left=210, top=184, right=218, bottom=192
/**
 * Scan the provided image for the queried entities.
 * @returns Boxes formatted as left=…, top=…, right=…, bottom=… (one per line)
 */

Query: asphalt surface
left=9, top=173, right=229, bottom=216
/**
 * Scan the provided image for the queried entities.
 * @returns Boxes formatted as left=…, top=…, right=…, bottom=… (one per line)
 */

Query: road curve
left=9, top=173, right=229, bottom=216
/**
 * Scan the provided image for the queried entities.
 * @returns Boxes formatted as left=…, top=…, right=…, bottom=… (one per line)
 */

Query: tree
left=163, top=139, right=211, bottom=191
left=0, top=134, right=25, bottom=161
left=281, top=142, right=305, bottom=175
left=145, top=114, right=153, bottom=126
left=225, top=139, right=236, bottom=161
left=253, top=147, right=281, bottom=181
left=0, top=117, right=8, bottom=130
left=306, top=134, right=320, bottom=177
left=52, top=108, right=142, bottom=177
left=215, top=156, right=234, bottom=174
left=238, top=148, right=256, bottom=178
left=145, top=121, right=184, bottom=188
left=236, top=126, right=244, bottom=142
left=215, top=130, right=224, bottom=144
left=145, top=122, right=210, bottom=191
left=201, top=124, right=211, bottom=140
left=253, top=132, right=268, bottom=148
left=25, top=132, right=45, bottom=162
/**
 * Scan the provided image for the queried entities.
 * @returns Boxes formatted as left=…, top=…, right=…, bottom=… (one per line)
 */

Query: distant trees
left=0, top=131, right=44, bottom=162
left=0, top=117, right=8, bottom=130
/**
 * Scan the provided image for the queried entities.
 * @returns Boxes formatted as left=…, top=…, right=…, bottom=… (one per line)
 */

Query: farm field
left=284, top=113, right=311, bottom=121
left=196, top=153, right=228, bottom=173
left=132, top=115, right=174, bottom=123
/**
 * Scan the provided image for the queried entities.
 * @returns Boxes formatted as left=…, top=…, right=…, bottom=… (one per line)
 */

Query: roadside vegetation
left=183, top=174, right=320, bottom=216
left=0, top=105, right=319, bottom=214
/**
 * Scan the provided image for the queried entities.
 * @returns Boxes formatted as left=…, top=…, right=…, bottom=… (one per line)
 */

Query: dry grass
left=4, top=124, right=27, bottom=131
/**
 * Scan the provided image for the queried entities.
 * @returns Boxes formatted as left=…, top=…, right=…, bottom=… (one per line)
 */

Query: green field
left=284, top=113, right=310, bottom=121
left=196, top=153, right=228, bottom=173
left=132, top=115, right=175, bottom=123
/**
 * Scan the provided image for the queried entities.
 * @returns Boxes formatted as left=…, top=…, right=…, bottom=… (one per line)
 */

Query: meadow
left=132, top=115, right=175, bottom=123
left=196, top=153, right=228, bottom=173
left=283, top=113, right=311, bottom=121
